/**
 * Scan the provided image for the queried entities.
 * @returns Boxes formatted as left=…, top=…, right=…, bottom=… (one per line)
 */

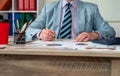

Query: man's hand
left=39, top=29, right=55, bottom=41
left=75, top=32, right=99, bottom=42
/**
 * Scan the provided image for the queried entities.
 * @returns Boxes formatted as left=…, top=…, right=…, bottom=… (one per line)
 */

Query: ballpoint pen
left=16, top=19, right=20, bottom=33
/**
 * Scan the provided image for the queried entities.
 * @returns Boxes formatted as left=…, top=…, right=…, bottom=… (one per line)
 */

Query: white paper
left=26, top=39, right=119, bottom=52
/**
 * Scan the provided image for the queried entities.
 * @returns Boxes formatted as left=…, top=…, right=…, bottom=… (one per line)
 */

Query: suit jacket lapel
left=53, top=1, right=62, bottom=38
left=77, top=1, right=86, bottom=34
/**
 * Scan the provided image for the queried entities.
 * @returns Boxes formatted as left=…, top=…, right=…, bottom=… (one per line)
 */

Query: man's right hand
left=39, top=29, right=55, bottom=41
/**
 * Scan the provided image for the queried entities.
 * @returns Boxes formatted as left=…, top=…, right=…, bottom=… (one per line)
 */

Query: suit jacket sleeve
left=93, top=5, right=116, bottom=39
left=25, top=5, right=46, bottom=41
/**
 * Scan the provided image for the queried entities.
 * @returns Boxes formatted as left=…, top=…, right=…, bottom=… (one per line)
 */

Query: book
left=24, top=0, right=29, bottom=10
left=30, top=0, right=36, bottom=11
left=18, top=0, right=24, bottom=10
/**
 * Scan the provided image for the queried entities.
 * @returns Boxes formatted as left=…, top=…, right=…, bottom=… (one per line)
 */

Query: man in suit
left=26, top=0, right=116, bottom=42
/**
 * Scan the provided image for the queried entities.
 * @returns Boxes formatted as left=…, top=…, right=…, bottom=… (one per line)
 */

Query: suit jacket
left=26, top=0, right=116, bottom=41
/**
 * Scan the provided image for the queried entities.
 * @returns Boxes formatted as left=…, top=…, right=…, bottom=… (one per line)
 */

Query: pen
left=46, top=27, right=49, bottom=30
left=16, top=19, right=20, bottom=33
left=16, top=19, right=33, bottom=41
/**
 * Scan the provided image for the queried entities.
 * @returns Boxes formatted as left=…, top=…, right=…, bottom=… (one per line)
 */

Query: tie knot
left=66, top=3, right=72, bottom=8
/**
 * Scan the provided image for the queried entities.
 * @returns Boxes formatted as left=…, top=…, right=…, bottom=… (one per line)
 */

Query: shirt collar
left=62, top=0, right=78, bottom=8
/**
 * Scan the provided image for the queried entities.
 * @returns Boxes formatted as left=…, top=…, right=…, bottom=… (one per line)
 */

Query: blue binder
left=92, top=37, right=120, bottom=45
left=8, top=13, right=13, bottom=36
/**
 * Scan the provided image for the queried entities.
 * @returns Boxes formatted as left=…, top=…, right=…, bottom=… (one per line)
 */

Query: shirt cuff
left=32, top=32, right=41, bottom=40
left=37, top=32, right=41, bottom=40
left=95, top=31, right=102, bottom=39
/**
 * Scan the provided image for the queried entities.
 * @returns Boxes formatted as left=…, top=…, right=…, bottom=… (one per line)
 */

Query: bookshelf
left=0, top=0, right=45, bottom=35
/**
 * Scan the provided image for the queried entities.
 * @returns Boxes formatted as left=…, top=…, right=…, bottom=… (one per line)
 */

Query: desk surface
left=0, top=38, right=120, bottom=57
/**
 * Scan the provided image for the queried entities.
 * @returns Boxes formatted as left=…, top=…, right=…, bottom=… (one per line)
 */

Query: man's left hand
left=75, top=32, right=99, bottom=42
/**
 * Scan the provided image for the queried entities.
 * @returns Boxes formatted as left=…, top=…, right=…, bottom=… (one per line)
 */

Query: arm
left=25, top=5, right=47, bottom=41
left=93, top=5, right=116, bottom=39
left=75, top=4, right=116, bottom=42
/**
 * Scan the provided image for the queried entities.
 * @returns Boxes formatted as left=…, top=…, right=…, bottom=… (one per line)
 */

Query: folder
left=25, top=13, right=32, bottom=22
left=92, top=38, right=120, bottom=45
left=8, top=13, right=13, bottom=36
left=14, top=13, right=20, bottom=32
left=24, top=0, right=29, bottom=10
left=0, top=0, right=12, bottom=10
left=30, top=0, right=36, bottom=11
left=18, top=0, right=24, bottom=10
left=19, top=13, right=25, bottom=30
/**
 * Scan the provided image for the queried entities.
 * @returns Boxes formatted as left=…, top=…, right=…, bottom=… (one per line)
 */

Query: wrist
left=37, top=32, right=41, bottom=40
left=90, top=32, right=99, bottom=40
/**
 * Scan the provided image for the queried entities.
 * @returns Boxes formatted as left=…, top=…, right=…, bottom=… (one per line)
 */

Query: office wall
left=82, top=0, right=120, bottom=21
left=44, top=0, right=120, bottom=37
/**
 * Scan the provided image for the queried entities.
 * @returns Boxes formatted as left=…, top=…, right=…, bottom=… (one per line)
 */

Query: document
left=26, top=39, right=119, bottom=51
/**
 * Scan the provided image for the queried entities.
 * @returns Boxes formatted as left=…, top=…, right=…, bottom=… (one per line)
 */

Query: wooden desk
left=0, top=40, right=120, bottom=76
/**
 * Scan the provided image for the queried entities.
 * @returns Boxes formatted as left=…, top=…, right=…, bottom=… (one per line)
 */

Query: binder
left=14, top=13, right=20, bottom=31
left=19, top=13, right=25, bottom=30
left=18, top=0, right=24, bottom=10
left=30, top=0, right=36, bottom=11
left=25, top=13, right=32, bottom=22
left=8, top=13, right=13, bottom=36
left=92, top=38, right=120, bottom=45
left=0, top=0, right=12, bottom=10
left=24, top=0, right=29, bottom=10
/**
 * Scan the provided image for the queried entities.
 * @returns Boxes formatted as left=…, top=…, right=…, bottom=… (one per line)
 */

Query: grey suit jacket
left=26, top=0, right=116, bottom=41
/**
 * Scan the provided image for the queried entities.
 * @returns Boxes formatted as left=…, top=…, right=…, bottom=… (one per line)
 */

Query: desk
left=0, top=39, right=120, bottom=76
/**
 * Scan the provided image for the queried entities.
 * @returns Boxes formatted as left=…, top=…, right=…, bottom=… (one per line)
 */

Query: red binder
left=24, top=0, right=29, bottom=10
left=0, top=22, right=10, bottom=44
left=18, top=0, right=24, bottom=10
left=29, top=0, right=36, bottom=11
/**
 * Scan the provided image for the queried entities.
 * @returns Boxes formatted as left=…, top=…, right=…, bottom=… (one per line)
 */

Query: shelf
left=0, top=0, right=44, bottom=36
left=13, top=11, right=37, bottom=13
left=0, top=11, right=13, bottom=13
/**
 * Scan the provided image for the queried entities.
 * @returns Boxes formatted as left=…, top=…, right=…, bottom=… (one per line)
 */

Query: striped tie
left=59, top=3, right=72, bottom=39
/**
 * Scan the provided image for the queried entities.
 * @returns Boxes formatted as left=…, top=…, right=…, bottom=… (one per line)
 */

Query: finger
left=43, top=36, right=54, bottom=41
left=78, top=35, right=87, bottom=42
left=43, top=29, right=49, bottom=35
left=44, top=29, right=55, bottom=38
left=75, top=35, right=82, bottom=42
left=75, top=33, right=89, bottom=42
left=49, top=32, right=55, bottom=38
left=40, top=30, right=49, bottom=40
left=47, top=35, right=55, bottom=40
left=46, top=29, right=54, bottom=34
left=75, top=36, right=81, bottom=42
left=50, top=30, right=55, bottom=37
left=83, top=37, right=89, bottom=42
